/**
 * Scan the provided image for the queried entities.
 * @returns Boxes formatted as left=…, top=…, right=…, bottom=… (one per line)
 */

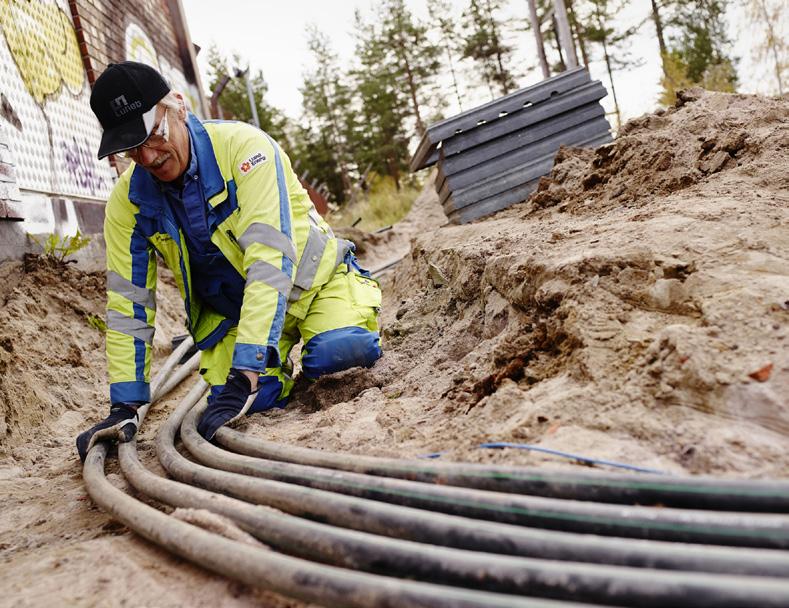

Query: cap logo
left=110, top=94, right=142, bottom=117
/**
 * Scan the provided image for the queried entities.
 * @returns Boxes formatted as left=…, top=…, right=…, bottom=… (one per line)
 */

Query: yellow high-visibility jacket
left=104, top=115, right=351, bottom=404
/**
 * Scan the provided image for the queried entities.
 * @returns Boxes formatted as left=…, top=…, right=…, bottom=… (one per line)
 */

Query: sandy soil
left=1, top=88, right=787, bottom=605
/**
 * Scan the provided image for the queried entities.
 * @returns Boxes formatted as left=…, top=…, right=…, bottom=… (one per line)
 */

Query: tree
left=658, top=0, right=738, bottom=105
left=525, top=0, right=551, bottom=78
left=378, top=0, right=443, bottom=136
left=427, top=0, right=466, bottom=110
left=576, top=0, right=642, bottom=128
left=348, top=9, right=412, bottom=189
left=299, top=25, right=355, bottom=201
left=205, top=45, right=288, bottom=144
left=741, top=0, right=787, bottom=94
left=461, top=0, right=517, bottom=98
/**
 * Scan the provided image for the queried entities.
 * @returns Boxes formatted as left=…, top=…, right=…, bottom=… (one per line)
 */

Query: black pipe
left=113, top=402, right=789, bottom=607
left=217, top=428, right=789, bottom=512
left=86, top=432, right=574, bottom=607
left=181, top=407, right=789, bottom=549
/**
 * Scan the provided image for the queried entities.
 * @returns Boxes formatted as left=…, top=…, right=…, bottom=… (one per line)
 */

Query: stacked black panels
left=410, top=68, right=612, bottom=224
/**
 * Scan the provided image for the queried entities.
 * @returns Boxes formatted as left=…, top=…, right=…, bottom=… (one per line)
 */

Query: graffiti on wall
left=0, top=0, right=85, bottom=105
left=0, top=0, right=114, bottom=203
left=61, top=137, right=106, bottom=196
left=125, top=22, right=203, bottom=116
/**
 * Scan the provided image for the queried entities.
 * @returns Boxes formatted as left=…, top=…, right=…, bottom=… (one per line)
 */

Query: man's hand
left=197, top=369, right=254, bottom=441
left=76, top=404, right=139, bottom=462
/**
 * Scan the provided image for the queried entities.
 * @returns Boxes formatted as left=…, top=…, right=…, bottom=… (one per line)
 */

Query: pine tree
left=299, top=25, right=355, bottom=201
left=349, top=10, right=412, bottom=189
left=461, top=0, right=517, bottom=98
left=205, top=45, right=288, bottom=144
left=580, top=0, right=642, bottom=129
left=427, top=0, right=466, bottom=110
left=378, top=0, right=443, bottom=135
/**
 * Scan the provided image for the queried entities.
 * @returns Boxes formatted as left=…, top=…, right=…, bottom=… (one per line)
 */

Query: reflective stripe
left=246, top=260, right=293, bottom=296
left=288, top=286, right=303, bottom=304
left=238, top=222, right=297, bottom=262
left=308, top=206, right=334, bottom=237
left=106, top=270, right=156, bottom=310
left=335, top=238, right=354, bottom=269
left=107, top=309, right=155, bottom=344
left=292, top=225, right=330, bottom=291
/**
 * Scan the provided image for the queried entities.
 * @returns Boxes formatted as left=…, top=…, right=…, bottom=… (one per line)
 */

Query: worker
left=76, top=61, right=382, bottom=461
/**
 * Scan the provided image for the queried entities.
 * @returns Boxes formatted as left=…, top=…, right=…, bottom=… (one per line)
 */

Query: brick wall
left=71, top=0, right=183, bottom=81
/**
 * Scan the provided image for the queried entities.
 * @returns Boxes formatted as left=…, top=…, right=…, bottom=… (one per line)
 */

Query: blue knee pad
left=302, top=326, right=382, bottom=380
left=208, top=375, right=288, bottom=415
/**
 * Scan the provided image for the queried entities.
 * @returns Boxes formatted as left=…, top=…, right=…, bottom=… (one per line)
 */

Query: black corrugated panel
left=411, top=68, right=612, bottom=225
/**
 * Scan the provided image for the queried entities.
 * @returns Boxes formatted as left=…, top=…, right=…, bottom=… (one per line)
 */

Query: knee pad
left=302, top=326, right=382, bottom=380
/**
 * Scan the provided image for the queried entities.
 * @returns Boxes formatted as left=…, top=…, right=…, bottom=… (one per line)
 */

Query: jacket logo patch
left=239, top=152, right=267, bottom=174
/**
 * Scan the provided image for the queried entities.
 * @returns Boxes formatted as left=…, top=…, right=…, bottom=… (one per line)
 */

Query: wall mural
left=124, top=22, right=203, bottom=117
left=0, top=0, right=114, bottom=220
left=0, top=0, right=85, bottom=104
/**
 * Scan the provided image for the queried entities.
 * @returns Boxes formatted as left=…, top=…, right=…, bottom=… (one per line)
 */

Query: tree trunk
left=551, top=16, right=567, bottom=71
left=527, top=0, right=550, bottom=78
left=445, top=46, right=464, bottom=110
left=553, top=0, right=578, bottom=68
left=484, top=0, right=510, bottom=95
left=596, top=4, right=621, bottom=128
left=396, top=33, right=426, bottom=135
left=566, top=0, right=589, bottom=67
left=650, top=0, right=669, bottom=78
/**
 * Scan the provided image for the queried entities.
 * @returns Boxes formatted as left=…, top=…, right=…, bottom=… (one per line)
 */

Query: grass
left=327, top=173, right=423, bottom=232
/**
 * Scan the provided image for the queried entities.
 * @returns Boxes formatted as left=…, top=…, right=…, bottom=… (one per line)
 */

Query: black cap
left=90, top=62, right=170, bottom=159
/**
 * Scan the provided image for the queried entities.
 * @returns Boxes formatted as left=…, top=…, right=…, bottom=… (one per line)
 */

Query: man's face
left=129, top=101, right=190, bottom=182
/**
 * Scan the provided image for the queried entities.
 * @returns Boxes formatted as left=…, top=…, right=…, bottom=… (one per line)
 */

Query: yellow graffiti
left=0, top=0, right=85, bottom=104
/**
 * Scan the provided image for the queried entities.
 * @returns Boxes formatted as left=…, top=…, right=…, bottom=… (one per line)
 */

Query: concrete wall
left=0, top=0, right=206, bottom=261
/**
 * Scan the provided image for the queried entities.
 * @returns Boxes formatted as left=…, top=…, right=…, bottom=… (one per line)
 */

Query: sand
left=1, top=88, right=787, bottom=606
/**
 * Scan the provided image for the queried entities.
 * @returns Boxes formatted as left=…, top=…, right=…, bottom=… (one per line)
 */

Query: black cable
left=181, top=407, right=789, bottom=549
left=218, top=428, right=789, bottom=512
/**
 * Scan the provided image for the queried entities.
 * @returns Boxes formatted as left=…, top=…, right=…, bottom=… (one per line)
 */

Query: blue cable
left=477, top=442, right=666, bottom=475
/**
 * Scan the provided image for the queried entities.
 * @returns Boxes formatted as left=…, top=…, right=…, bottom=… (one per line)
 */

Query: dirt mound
left=530, top=87, right=788, bottom=213
left=0, top=257, right=185, bottom=458
left=249, top=90, right=788, bottom=477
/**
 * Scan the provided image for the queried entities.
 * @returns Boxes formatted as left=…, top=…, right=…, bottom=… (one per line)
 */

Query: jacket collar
left=129, top=113, right=226, bottom=217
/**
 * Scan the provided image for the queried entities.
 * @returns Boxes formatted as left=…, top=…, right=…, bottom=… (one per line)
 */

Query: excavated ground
left=0, top=88, right=787, bottom=605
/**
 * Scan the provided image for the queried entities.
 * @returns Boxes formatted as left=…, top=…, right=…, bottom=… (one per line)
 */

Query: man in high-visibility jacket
left=76, top=62, right=382, bottom=461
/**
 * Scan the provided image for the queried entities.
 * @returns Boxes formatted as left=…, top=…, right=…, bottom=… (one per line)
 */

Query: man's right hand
left=76, top=404, right=139, bottom=462
left=196, top=369, right=253, bottom=441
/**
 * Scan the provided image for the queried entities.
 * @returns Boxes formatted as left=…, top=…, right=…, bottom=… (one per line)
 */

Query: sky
left=180, top=0, right=780, bottom=134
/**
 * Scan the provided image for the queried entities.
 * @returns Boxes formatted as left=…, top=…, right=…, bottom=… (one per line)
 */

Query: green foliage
left=427, top=0, right=466, bottom=110
left=327, top=173, right=420, bottom=232
left=85, top=314, right=107, bottom=334
left=657, top=0, right=738, bottom=104
left=461, top=0, right=516, bottom=97
left=205, top=45, right=289, bottom=145
left=378, top=0, right=444, bottom=136
left=349, top=10, right=413, bottom=190
left=296, top=25, right=356, bottom=203
left=27, top=230, right=91, bottom=264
